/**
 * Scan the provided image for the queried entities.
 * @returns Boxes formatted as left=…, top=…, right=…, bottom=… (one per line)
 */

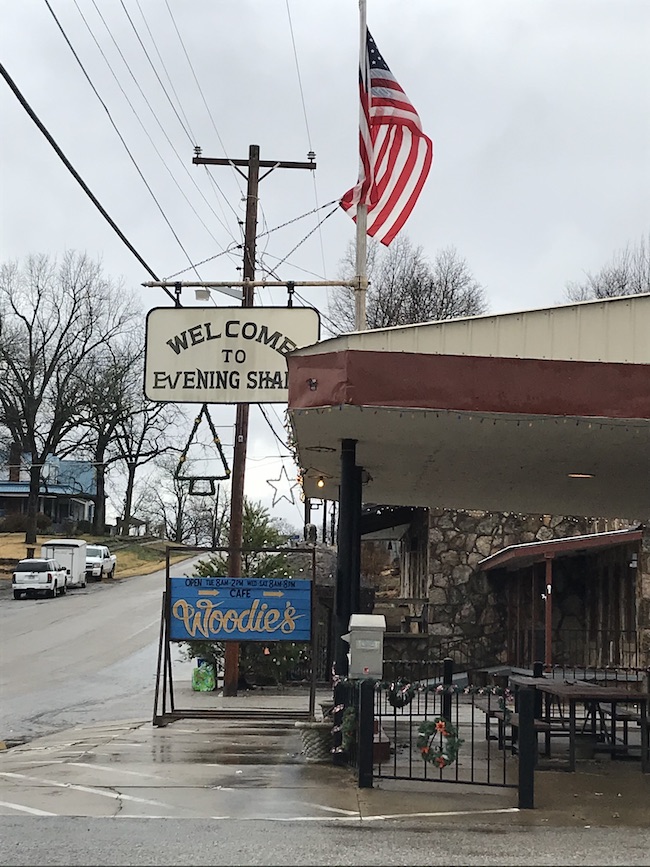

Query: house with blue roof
left=0, top=445, right=97, bottom=528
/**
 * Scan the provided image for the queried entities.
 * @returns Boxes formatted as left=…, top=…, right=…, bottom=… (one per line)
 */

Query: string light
left=294, top=404, right=650, bottom=431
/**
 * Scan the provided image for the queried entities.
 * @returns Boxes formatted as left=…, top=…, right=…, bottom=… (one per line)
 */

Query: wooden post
left=223, top=145, right=260, bottom=696
left=192, top=145, right=316, bottom=696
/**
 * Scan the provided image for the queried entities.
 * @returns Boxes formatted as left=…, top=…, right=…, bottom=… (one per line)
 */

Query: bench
left=597, top=705, right=646, bottom=752
left=473, top=698, right=553, bottom=733
left=473, top=696, right=503, bottom=741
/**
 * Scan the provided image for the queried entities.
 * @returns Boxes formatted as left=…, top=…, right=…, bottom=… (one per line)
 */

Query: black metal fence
left=336, top=660, right=650, bottom=808
left=554, top=630, right=639, bottom=669
left=547, top=663, right=649, bottom=686
left=333, top=659, right=534, bottom=803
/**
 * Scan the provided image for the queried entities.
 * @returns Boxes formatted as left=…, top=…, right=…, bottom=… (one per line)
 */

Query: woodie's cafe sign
left=168, top=576, right=311, bottom=642
left=144, top=307, right=320, bottom=403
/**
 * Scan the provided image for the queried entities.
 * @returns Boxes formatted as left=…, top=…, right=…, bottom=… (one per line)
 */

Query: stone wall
left=426, top=509, right=595, bottom=667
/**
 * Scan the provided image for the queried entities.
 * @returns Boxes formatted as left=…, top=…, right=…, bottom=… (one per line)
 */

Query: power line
left=162, top=0, right=245, bottom=205
left=256, top=199, right=339, bottom=239
left=285, top=0, right=328, bottom=278
left=266, top=205, right=340, bottom=274
left=117, top=0, right=196, bottom=148
left=258, top=405, right=291, bottom=453
left=132, top=0, right=196, bottom=144
left=162, top=243, right=241, bottom=281
left=129, top=0, right=243, bottom=237
left=0, top=60, right=175, bottom=304
left=73, top=0, right=235, bottom=251
left=42, top=0, right=201, bottom=282
left=161, top=0, right=248, bottom=235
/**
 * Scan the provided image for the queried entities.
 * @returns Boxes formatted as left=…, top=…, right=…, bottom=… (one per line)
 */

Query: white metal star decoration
left=266, top=464, right=298, bottom=507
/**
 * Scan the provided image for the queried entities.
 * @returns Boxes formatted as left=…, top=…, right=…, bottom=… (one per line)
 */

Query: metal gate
left=334, top=658, right=528, bottom=796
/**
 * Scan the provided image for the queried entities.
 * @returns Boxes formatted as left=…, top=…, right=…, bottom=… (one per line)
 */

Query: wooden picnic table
left=508, top=674, right=649, bottom=772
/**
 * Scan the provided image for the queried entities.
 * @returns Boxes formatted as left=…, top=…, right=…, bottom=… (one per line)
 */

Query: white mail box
left=343, top=613, right=386, bottom=679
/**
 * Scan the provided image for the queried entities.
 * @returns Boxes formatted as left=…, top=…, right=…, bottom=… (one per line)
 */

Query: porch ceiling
left=290, top=404, right=650, bottom=519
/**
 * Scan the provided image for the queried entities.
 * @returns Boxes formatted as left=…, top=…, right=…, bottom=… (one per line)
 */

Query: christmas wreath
left=387, top=679, right=417, bottom=708
left=416, top=716, right=463, bottom=769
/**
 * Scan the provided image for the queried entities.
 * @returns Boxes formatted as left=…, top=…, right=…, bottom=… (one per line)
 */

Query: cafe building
left=287, top=293, right=650, bottom=671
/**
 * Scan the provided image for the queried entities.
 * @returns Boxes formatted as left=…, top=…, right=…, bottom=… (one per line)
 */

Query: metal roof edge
left=479, top=525, right=644, bottom=571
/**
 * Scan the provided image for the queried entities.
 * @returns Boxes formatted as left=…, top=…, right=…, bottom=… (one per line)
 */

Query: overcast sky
left=2, top=0, right=649, bottom=530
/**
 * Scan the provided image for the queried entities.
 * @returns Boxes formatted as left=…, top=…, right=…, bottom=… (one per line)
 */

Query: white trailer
left=40, top=538, right=87, bottom=588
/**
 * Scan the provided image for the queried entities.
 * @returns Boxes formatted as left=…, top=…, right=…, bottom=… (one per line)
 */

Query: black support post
left=533, top=660, right=544, bottom=719
left=350, top=465, right=362, bottom=616
left=442, top=657, right=453, bottom=721
left=357, top=679, right=374, bottom=788
left=335, top=439, right=357, bottom=678
left=517, top=686, right=536, bottom=809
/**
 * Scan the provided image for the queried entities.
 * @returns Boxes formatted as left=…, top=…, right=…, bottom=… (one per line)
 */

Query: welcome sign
left=144, top=307, right=320, bottom=404
left=168, top=576, right=311, bottom=642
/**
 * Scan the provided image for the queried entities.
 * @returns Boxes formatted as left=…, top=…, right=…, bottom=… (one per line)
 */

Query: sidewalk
left=1, top=685, right=649, bottom=825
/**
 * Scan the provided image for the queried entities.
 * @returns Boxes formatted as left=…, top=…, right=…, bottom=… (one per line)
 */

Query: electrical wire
left=73, top=0, right=235, bottom=250
left=285, top=0, right=328, bottom=278
left=0, top=60, right=175, bottom=304
left=163, top=243, right=241, bottom=281
left=118, top=0, right=246, bottom=237
left=268, top=206, right=340, bottom=273
left=117, top=0, right=195, bottom=147
left=132, top=0, right=195, bottom=144
left=130, top=0, right=242, bottom=240
left=256, top=200, right=339, bottom=240
left=258, top=405, right=292, bottom=454
left=162, top=0, right=245, bottom=204
left=43, top=0, right=201, bottom=281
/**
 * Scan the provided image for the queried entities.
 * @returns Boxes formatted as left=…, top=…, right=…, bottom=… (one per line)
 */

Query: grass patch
left=0, top=533, right=195, bottom=579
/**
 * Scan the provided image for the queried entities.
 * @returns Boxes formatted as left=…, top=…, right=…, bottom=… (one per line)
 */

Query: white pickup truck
left=85, top=544, right=117, bottom=581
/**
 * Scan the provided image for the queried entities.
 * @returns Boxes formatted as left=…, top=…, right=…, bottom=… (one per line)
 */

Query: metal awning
left=479, top=526, right=643, bottom=572
left=287, top=294, right=650, bottom=520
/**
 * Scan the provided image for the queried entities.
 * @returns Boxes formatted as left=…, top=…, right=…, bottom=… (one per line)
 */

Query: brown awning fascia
left=479, top=526, right=643, bottom=573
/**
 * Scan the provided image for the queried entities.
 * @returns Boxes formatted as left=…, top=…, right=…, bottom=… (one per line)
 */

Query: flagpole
left=354, top=0, right=368, bottom=331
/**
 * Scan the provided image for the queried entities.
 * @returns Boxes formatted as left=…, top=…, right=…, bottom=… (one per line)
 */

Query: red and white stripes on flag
left=340, top=29, right=433, bottom=246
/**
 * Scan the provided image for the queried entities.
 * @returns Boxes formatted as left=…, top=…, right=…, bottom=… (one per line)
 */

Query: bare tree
left=328, top=237, right=488, bottom=333
left=113, top=399, right=181, bottom=536
left=185, top=485, right=229, bottom=547
left=137, top=454, right=192, bottom=543
left=0, top=252, right=139, bottom=543
left=74, top=335, right=146, bottom=533
left=565, top=234, right=650, bottom=301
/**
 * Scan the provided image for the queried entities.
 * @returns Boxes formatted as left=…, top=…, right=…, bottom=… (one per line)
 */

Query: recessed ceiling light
left=567, top=473, right=594, bottom=479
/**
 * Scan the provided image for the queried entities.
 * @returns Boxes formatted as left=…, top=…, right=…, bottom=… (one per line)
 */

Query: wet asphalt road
left=2, top=817, right=650, bottom=866
left=0, top=560, right=199, bottom=745
left=2, top=565, right=650, bottom=865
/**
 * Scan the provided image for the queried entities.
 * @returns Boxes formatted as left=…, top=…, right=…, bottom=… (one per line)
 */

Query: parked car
left=12, top=558, right=68, bottom=600
left=85, top=544, right=117, bottom=581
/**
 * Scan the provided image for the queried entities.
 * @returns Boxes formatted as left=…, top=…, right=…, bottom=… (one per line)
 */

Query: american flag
left=340, top=29, right=433, bottom=246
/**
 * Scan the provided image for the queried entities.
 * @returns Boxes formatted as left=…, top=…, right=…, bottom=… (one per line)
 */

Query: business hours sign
left=168, top=576, right=311, bottom=642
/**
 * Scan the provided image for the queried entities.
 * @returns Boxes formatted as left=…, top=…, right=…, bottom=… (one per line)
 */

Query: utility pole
left=192, top=144, right=316, bottom=695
